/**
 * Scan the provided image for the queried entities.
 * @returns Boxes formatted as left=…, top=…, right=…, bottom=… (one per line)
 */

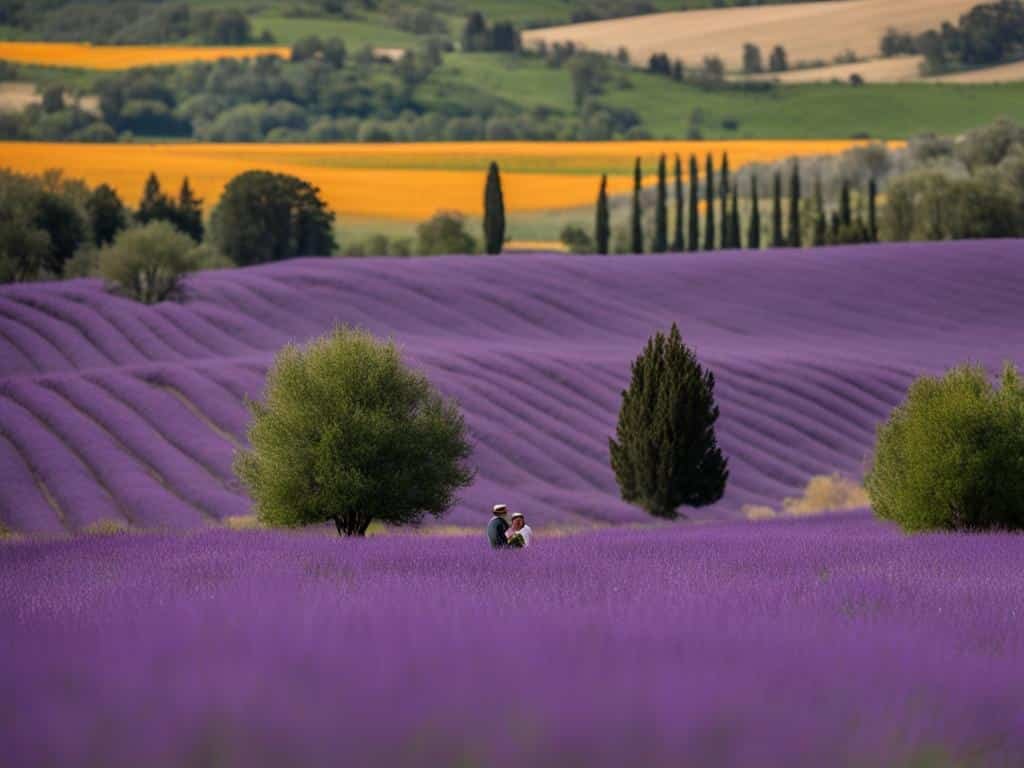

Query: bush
left=210, top=170, right=337, bottom=265
left=609, top=324, right=728, bottom=519
left=416, top=211, right=476, bottom=255
left=235, top=328, right=474, bottom=536
left=866, top=364, right=1024, bottom=532
left=560, top=224, right=593, bottom=253
left=98, top=221, right=196, bottom=303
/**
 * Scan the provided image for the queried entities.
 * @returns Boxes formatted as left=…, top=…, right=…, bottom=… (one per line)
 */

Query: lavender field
left=3, top=514, right=1024, bottom=767
left=2, top=240, right=1023, bottom=533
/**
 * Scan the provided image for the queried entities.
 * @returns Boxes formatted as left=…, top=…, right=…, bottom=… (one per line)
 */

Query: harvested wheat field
left=745, top=55, right=1024, bottom=85
left=0, top=139, right=879, bottom=219
left=0, top=42, right=291, bottom=70
left=930, top=60, right=1024, bottom=83
left=524, top=0, right=978, bottom=72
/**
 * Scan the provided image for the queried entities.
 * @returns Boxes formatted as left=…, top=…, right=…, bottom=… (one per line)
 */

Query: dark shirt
left=486, top=515, right=510, bottom=548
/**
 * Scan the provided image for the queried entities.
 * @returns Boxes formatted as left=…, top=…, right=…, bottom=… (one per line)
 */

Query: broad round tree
left=235, top=328, right=474, bottom=536
left=866, top=364, right=1024, bottom=532
left=610, top=324, right=728, bottom=519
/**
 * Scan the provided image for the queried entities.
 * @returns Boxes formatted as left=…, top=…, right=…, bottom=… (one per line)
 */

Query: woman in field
left=506, top=511, right=533, bottom=548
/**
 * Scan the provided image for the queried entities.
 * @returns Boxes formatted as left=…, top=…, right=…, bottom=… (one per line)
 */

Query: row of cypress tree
left=595, top=154, right=879, bottom=255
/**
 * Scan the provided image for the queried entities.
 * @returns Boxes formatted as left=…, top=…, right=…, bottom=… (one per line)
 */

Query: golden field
left=0, top=42, right=290, bottom=70
left=523, top=0, right=977, bottom=74
left=745, top=55, right=1024, bottom=85
left=0, top=140, right=888, bottom=219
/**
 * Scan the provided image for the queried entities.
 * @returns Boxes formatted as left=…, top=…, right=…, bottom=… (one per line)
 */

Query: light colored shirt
left=507, top=524, right=533, bottom=547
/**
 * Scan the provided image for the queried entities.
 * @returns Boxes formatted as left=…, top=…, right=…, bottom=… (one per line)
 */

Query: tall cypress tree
left=840, top=179, right=852, bottom=228
left=719, top=153, right=730, bottom=248
left=703, top=154, right=715, bottom=251
left=631, top=157, right=644, bottom=253
left=672, top=155, right=684, bottom=252
left=137, top=172, right=171, bottom=225
left=787, top=160, right=801, bottom=248
left=688, top=154, right=699, bottom=252
left=176, top=177, right=204, bottom=242
left=654, top=154, right=668, bottom=252
left=813, top=173, right=826, bottom=246
left=771, top=171, right=784, bottom=247
left=868, top=178, right=878, bottom=242
left=748, top=175, right=761, bottom=250
left=730, top=185, right=741, bottom=249
left=595, top=174, right=610, bottom=255
left=609, top=323, right=729, bottom=520
left=483, top=161, right=505, bottom=254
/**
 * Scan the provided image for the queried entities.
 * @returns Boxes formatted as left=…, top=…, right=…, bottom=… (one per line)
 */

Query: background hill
left=2, top=239, right=1022, bottom=535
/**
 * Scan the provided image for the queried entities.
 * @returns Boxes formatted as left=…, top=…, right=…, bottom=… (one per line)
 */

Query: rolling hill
left=2, top=239, right=1022, bottom=535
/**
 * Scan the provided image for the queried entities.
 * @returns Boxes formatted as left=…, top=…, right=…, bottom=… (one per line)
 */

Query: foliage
left=483, top=162, right=505, bottom=255
left=866, top=363, right=1024, bottom=531
left=913, top=0, right=1024, bottom=74
left=210, top=170, right=336, bottom=265
left=86, top=183, right=127, bottom=247
left=34, top=191, right=86, bottom=275
left=414, top=211, right=475, bottom=255
left=653, top=154, right=667, bottom=253
left=595, top=174, right=610, bottom=254
left=610, top=323, right=728, bottom=519
left=235, top=327, right=474, bottom=536
left=560, top=224, right=593, bottom=254
left=630, top=158, right=643, bottom=253
left=98, top=221, right=196, bottom=304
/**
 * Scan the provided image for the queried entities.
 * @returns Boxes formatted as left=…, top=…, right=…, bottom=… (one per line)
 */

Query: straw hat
left=510, top=512, right=524, bottom=521
left=492, top=504, right=508, bottom=515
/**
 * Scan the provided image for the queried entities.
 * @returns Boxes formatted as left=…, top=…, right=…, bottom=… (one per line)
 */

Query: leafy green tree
left=41, top=84, right=65, bottom=114
left=86, top=183, right=127, bottom=247
left=291, top=36, right=323, bottom=62
left=719, top=153, right=730, bottom=248
left=748, top=175, right=761, bottom=249
left=654, top=154, right=667, bottom=252
left=136, top=172, right=173, bottom=226
left=416, top=211, right=476, bottom=255
left=98, top=221, right=196, bottom=304
left=560, top=224, right=593, bottom=254
left=0, top=219, right=49, bottom=283
left=631, top=158, right=643, bottom=253
left=742, top=43, right=763, bottom=74
left=771, top=171, right=784, bottom=247
left=461, top=12, right=489, bottom=52
left=704, top=154, right=714, bottom=250
left=672, top=155, right=684, bottom=252
left=688, top=154, right=699, bottom=251
left=866, top=363, right=1024, bottom=532
left=210, top=170, right=336, bottom=265
left=595, top=173, right=610, bottom=255
left=483, top=161, right=505, bottom=255
left=235, top=327, right=474, bottom=536
left=610, top=323, right=729, bottom=519
left=788, top=160, right=801, bottom=247
left=769, top=45, right=788, bottom=71
left=35, top=192, right=86, bottom=275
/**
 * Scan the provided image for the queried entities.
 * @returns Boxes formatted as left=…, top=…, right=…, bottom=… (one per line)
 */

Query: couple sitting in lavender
left=486, top=504, right=533, bottom=548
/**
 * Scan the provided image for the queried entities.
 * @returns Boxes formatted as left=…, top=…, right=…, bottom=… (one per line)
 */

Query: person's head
left=492, top=504, right=508, bottom=517
left=510, top=512, right=525, bottom=530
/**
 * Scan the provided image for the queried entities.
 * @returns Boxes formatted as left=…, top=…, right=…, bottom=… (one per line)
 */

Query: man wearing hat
left=487, top=504, right=510, bottom=548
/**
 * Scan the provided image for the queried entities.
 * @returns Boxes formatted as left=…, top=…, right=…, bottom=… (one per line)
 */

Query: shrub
left=866, top=364, right=1024, bottom=532
left=98, top=221, right=196, bottom=303
left=416, top=211, right=476, bottom=255
left=560, top=224, right=593, bottom=253
left=610, top=324, right=728, bottom=519
left=783, top=474, right=870, bottom=516
left=210, top=170, right=337, bottom=265
left=235, top=328, right=474, bottom=536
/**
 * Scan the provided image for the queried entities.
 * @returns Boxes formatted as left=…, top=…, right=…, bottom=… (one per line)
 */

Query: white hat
left=510, top=512, right=524, bottom=520
left=492, top=504, right=508, bottom=514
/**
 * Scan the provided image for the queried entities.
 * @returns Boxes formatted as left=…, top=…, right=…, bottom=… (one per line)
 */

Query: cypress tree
left=748, top=175, right=761, bottom=249
left=654, top=154, right=668, bottom=252
left=483, top=161, right=505, bottom=254
left=176, top=177, right=204, bottom=242
left=813, top=173, right=826, bottom=246
left=595, top=174, right=610, bottom=255
left=137, top=172, right=171, bottom=225
left=631, top=157, right=643, bottom=253
left=771, top=171, right=784, bottom=247
left=829, top=210, right=841, bottom=243
left=703, top=154, right=715, bottom=251
left=730, top=184, right=741, bottom=249
left=672, top=155, right=684, bottom=252
left=687, top=154, right=699, bottom=252
left=610, top=323, right=729, bottom=520
left=868, top=178, right=878, bottom=242
left=787, top=160, right=801, bottom=248
left=840, top=179, right=852, bottom=228
left=719, top=153, right=730, bottom=247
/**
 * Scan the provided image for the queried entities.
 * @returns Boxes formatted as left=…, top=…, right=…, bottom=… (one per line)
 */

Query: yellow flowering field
left=0, top=140, right=889, bottom=219
left=0, top=42, right=290, bottom=70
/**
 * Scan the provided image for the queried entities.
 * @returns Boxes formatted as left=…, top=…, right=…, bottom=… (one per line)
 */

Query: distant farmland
left=0, top=140, right=877, bottom=219
left=523, top=0, right=979, bottom=73
left=0, top=42, right=291, bottom=70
